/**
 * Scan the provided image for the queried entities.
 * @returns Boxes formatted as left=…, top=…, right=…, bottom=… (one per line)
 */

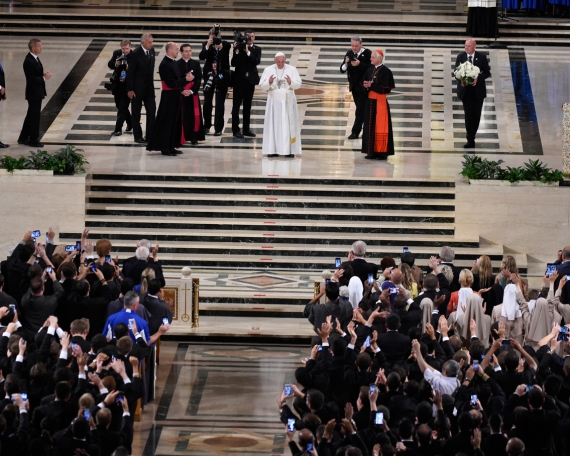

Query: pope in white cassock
left=259, top=52, right=302, bottom=157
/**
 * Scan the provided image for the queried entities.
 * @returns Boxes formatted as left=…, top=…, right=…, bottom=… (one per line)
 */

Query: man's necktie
left=468, top=55, right=472, bottom=63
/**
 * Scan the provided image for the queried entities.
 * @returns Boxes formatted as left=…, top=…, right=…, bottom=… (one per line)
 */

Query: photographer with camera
left=199, top=25, right=232, bottom=137
left=230, top=29, right=261, bottom=139
left=107, top=39, right=133, bottom=137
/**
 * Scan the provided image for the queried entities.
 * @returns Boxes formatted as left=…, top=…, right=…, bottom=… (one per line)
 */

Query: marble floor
left=134, top=341, right=307, bottom=456
left=0, top=37, right=568, bottom=179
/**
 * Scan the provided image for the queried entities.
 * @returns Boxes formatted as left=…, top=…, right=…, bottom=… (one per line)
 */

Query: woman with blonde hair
left=137, top=267, right=156, bottom=297
left=472, top=255, right=495, bottom=315
left=496, top=255, right=518, bottom=288
left=400, top=262, right=418, bottom=299
left=447, top=269, right=474, bottom=322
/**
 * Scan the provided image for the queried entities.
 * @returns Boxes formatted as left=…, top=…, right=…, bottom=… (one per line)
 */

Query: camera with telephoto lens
left=233, top=30, right=250, bottom=51
left=203, top=73, right=215, bottom=93
left=212, top=24, right=222, bottom=45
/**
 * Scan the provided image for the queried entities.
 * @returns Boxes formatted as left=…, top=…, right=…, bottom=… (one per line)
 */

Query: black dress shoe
left=135, top=138, right=147, bottom=144
left=463, top=142, right=475, bottom=148
left=204, top=127, right=211, bottom=134
left=125, top=126, right=133, bottom=133
left=173, top=149, right=183, bottom=155
left=191, top=141, right=198, bottom=145
left=243, top=130, right=256, bottom=137
left=286, top=154, right=294, bottom=158
left=233, top=131, right=244, bottom=139
left=0, top=142, right=9, bottom=148
left=112, top=131, right=122, bottom=137
left=348, top=133, right=359, bottom=140
left=214, top=131, right=222, bottom=136
left=161, top=150, right=176, bottom=156
left=28, top=141, right=44, bottom=148
left=364, top=155, right=376, bottom=160
left=267, top=154, right=278, bottom=158
left=17, top=139, right=28, bottom=145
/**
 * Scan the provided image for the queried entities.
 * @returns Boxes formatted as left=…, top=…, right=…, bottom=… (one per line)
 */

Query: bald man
left=454, top=39, right=490, bottom=149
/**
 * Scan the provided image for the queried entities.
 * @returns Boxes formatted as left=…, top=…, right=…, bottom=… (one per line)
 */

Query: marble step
left=88, top=181, right=456, bottom=199
left=86, top=203, right=455, bottom=223
left=57, top=238, right=506, bottom=259
left=87, top=192, right=456, bottom=211
left=83, top=215, right=456, bottom=235
left=60, top=229, right=479, bottom=247
left=198, top=303, right=306, bottom=318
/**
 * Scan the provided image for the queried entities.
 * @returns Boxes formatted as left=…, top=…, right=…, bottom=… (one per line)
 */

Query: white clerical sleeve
left=259, top=66, right=278, bottom=91
left=288, top=67, right=302, bottom=90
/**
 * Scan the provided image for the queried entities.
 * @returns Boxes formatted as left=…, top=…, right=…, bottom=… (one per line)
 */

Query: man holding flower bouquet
left=454, top=39, right=490, bottom=149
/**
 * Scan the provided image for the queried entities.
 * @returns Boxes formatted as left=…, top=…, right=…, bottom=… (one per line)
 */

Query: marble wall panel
left=0, top=172, right=85, bottom=254
left=455, top=179, right=570, bottom=263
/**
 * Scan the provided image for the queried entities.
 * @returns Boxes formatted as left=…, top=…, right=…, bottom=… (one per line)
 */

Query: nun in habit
left=259, top=52, right=302, bottom=158
left=491, top=283, right=524, bottom=344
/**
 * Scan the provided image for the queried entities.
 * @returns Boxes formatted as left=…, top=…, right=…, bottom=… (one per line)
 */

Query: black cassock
left=177, top=58, right=205, bottom=143
left=361, top=64, right=395, bottom=159
left=147, top=56, right=187, bottom=154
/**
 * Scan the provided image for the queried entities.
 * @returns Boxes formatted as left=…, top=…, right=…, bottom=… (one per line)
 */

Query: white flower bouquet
left=454, top=61, right=481, bottom=86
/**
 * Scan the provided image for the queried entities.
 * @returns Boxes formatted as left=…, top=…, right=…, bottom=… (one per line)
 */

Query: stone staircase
left=59, top=174, right=527, bottom=322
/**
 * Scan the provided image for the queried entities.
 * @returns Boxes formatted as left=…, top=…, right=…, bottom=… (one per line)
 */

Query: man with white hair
left=438, top=246, right=461, bottom=292
left=361, top=49, right=395, bottom=160
left=122, top=240, right=165, bottom=287
left=259, top=52, right=302, bottom=157
left=348, top=240, right=378, bottom=286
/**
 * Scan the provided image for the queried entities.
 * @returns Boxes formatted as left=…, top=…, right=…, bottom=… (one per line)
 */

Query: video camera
left=233, top=30, right=251, bottom=51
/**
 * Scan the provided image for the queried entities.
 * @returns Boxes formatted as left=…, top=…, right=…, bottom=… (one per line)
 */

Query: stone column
left=562, top=103, right=570, bottom=176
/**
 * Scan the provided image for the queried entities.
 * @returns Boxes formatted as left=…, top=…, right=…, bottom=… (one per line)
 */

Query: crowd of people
left=0, top=228, right=173, bottom=455
left=281, top=241, right=570, bottom=456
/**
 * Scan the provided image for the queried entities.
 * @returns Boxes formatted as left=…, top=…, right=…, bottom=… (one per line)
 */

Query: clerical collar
left=375, top=64, right=383, bottom=68
left=165, top=55, right=175, bottom=61
left=183, top=59, right=190, bottom=62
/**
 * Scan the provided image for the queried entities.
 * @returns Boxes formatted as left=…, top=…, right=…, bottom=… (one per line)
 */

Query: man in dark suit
left=455, top=39, right=490, bottom=149
left=231, top=30, right=261, bottom=138
left=348, top=240, right=378, bottom=286
left=303, top=281, right=352, bottom=334
left=482, top=413, right=508, bottom=456
left=555, top=246, right=570, bottom=303
left=0, top=60, right=8, bottom=148
left=127, top=33, right=156, bottom=144
left=340, top=36, right=372, bottom=140
left=18, top=38, right=51, bottom=147
left=142, top=279, right=173, bottom=335
left=199, top=28, right=232, bottom=136
left=376, top=313, right=411, bottom=364
left=438, top=246, right=462, bottom=292
left=108, top=39, right=133, bottom=137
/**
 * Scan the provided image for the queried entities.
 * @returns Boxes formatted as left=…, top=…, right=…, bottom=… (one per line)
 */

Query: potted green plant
left=0, top=145, right=88, bottom=175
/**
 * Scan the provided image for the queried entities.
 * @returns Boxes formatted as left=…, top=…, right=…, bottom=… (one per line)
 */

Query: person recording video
left=108, top=39, right=133, bottom=137
left=199, top=25, right=232, bottom=137
left=230, top=29, right=261, bottom=139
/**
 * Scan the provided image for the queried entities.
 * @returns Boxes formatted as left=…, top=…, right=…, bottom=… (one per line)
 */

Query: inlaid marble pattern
left=31, top=41, right=528, bottom=154
left=134, top=342, right=306, bottom=456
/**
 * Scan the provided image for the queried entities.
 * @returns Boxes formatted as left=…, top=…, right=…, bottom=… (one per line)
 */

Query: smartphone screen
left=9, top=304, right=16, bottom=312
left=117, top=394, right=124, bottom=403
left=375, top=412, right=384, bottom=425
left=162, top=317, right=169, bottom=325
left=335, top=257, right=341, bottom=268
left=31, top=230, right=40, bottom=238
left=128, top=318, right=134, bottom=330
left=526, top=385, right=533, bottom=392
left=306, top=443, right=313, bottom=452
left=502, top=339, right=511, bottom=345
left=473, top=360, right=478, bottom=371
left=470, top=394, right=477, bottom=405
left=76, top=241, right=82, bottom=251
left=71, top=343, right=78, bottom=350
left=90, top=263, right=97, bottom=272
left=364, top=336, right=371, bottom=348
left=46, top=267, right=52, bottom=274
left=84, top=409, right=90, bottom=420
left=546, top=263, right=557, bottom=276
left=105, top=255, right=111, bottom=263
left=21, top=393, right=28, bottom=402
left=368, top=273, right=374, bottom=285
left=284, top=384, right=292, bottom=396
left=369, top=384, right=376, bottom=394
left=287, top=418, right=295, bottom=432
left=402, top=247, right=409, bottom=253
left=65, top=245, right=75, bottom=252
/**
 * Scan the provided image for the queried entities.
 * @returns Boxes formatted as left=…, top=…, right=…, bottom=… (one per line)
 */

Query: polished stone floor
left=134, top=341, right=306, bottom=456
left=1, top=37, right=568, bottom=179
